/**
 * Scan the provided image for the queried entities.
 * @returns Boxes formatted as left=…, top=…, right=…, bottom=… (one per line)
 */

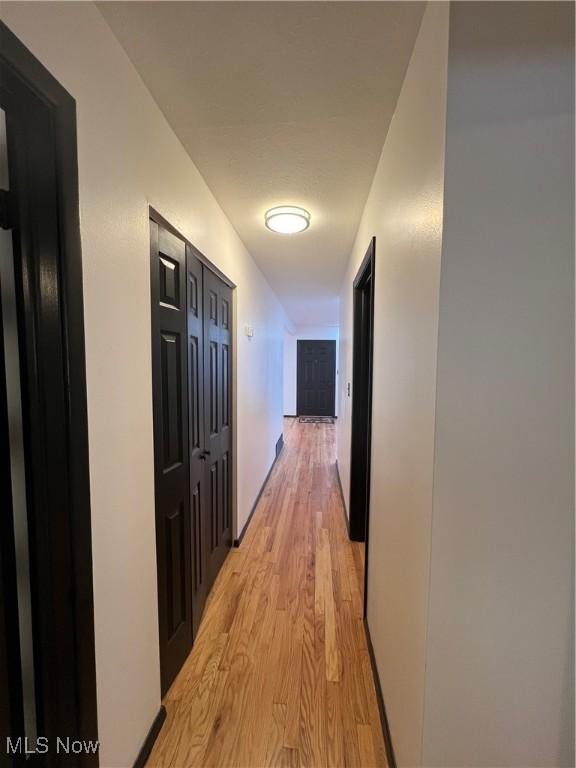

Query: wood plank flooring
left=147, top=417, right=386, bottom=768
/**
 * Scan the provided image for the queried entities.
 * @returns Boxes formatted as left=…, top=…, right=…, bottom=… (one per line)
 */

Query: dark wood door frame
left=0, top=22, right=98, bottom=763
left=349, top=238, right=375, bottom=612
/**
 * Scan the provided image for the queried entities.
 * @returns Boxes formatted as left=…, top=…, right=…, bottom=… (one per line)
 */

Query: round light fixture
left=265, top=205, right=310, bottom=234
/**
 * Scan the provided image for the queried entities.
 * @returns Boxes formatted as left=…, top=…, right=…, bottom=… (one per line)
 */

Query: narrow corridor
left=148, top=417, right=386, bottom=767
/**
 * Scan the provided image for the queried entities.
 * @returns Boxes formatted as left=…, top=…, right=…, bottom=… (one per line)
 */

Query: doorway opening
left=296, top=339, right=336, bottom=417
left=349, top=238, right=375, bottom=611
left=0, top=23, right=98, bottom=761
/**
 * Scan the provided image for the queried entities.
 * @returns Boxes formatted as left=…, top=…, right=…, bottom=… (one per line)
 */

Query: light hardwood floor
left=148, top=417, right=386, bottom=768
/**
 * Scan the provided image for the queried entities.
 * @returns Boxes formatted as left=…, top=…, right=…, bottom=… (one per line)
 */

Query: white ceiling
left=99, top=2, right=425, bottom=325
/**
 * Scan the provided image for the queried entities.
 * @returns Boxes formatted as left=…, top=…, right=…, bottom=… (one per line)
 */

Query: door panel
left=296, top=340, right=336, bottom=416
left=189, top=337, right=201, bottom=451
left=222, top=344, right=230, bottom=428
left=222, top=450, right=230, bottom=532
left=151, top=221, right=193, bottom=695
left=166, top=503, right=187, bottom=636
left=209, top=340, right=218, bottom=435
left=209, top=461, right=219, bottom=552
left=160, top=332, right=183, bottom=470
left=186, top=247, right=209, bottom=638
left=203, top=267, right=232, bottom=587
left=191, top=483, right=202, bottom=593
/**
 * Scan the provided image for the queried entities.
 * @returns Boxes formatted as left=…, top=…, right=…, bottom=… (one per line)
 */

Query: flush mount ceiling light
left=265, top=205, right=311, bottom=235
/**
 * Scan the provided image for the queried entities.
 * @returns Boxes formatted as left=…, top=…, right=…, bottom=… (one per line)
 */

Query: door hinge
left=0, top=189, right=12, bottom=230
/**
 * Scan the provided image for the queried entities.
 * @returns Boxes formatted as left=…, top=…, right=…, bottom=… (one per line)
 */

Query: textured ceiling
left=99, top=2, right=425, bottom=324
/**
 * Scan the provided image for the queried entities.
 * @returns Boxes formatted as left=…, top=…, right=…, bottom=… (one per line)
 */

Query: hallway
left=148, top=418, right=387, bottom=767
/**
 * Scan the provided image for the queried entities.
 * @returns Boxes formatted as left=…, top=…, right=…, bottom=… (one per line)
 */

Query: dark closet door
left=202, top=267, right=233, bottom=587
left=186, top=247, right=209, bottom=638
left=297, top=340, right=336, bottom=416
left=150, top=222, right=193, bottom=694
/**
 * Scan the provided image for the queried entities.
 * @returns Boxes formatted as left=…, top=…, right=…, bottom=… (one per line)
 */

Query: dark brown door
left=151, top=220, right=233, bottom=693
left=186, top=247, right=209, bottom=638
left=202, top=267, right=233, bottom=587
left=150, top=222, right=193, bottom=694
left=297, top=340, right=336, bottom=417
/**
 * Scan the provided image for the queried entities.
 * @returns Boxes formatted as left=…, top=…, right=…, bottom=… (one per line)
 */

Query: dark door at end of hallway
left=296, top=340, right=336, bottom=417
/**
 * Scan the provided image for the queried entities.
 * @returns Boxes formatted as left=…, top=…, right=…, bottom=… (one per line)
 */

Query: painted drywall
left=422, top=3, right=574, bottom=766
left=339, top=1, right=574, bottom=766
left=1, top=2, right=287, bottom=766
left=283, top=325, right=339, bottom=416
left=337, top=4, right=449, bottom=765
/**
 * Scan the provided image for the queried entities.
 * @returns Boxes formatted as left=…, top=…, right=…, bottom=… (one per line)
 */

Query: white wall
left=2, top=3, right=287, bottom=766
left=283, top=325, right=339, bottom=416
left=337, top=5, right=449, bottom=764
left=423, top=3, right=574, bottom=766
left=338, top=2, right=574, bottom=766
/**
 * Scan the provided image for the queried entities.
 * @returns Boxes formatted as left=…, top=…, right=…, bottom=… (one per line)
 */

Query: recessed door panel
left=151, top=221, right=192, bottom=695
left=209, top=461, right=219, bottom=552
left=209, top=290, right=217, bottom=323
left=318, top=357, right=330, bottom=381
left=159, top=255, right=180, bottom=310
left=222, top=452, right=230, bottom=533
left=189, top=273, right=199, bottom=317
left=165, top=504, right=187, bottom=637
left=160, top=331, right=183, bottom=471
left=221, top=298, right=229, bottom=330
left=203, top=266, right=232, bottom=588
left=189, top=336, right=200, bottom=451
left=191, top=483, right=202, bottom=593
left=222, top=344, right=230, bottom=428
left=209, top=340, right=218, bottom=435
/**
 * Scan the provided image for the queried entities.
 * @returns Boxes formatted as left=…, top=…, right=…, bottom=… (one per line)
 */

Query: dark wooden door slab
left=297, top=340, right=336, bottom=417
